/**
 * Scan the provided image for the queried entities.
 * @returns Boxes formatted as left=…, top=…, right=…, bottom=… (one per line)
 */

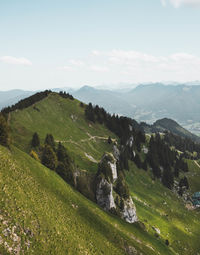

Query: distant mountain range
left=72, top=83, right=200, bottom=135
left=1, top=82, right=200, bottom=135
left=0, top=89, right=34, bottom=110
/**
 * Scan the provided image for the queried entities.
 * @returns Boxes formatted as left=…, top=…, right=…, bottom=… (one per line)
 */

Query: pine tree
left=162, top=166, right=174, bottom=189
left=0, top=113, right=9, bottom=147
left=31, top=132, right=40, bottom=147
left=85, top=103, right=95, bottom=122
left=179, top=176, right=189, bottom=189
left=134, top=154, right=142, bottom=169
left=57, top=142, right=72, bottom=168
left=142, top=159, right=148, bottom=171
left=45, top=134, right=55, bottom=150
left=42, top=145, right=57, bottom=170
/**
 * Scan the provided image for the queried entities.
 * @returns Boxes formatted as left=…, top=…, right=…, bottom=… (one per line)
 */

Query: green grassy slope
left=10, top=93, right=116, bottom=173
left=0, top=145, right=173, bottom=255
left=126, top=161, right=200, bottom=255
left=6, top=93, right=200, bottom=254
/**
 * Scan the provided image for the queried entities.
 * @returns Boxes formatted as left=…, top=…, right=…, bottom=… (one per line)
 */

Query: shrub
left=30, top=150, right=40, bottom=161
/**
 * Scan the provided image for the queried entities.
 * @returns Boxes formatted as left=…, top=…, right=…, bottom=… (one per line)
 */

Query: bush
left=30, top=150, right=40, bottom=161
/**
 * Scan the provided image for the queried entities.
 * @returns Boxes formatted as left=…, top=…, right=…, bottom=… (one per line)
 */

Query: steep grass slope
left=0, top=145, right=172, bottom=254
left=10, top=93, right=116, bottom=173
left=7, top=92, right=200, bottom=254
left=126, top=161, right=200, bottom=255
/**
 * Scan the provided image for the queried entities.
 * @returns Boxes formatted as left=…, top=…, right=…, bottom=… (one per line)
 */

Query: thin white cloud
left=0, top=56, right=32, bottom=66
left=161, top=0, right=200, bottom=8
left=91, top=50, right=101, bottom=56
left=57, top=49, right=200, bottom=83
left=69, top=59, right=85, bottom=67
left=57, top=65, right=74, bottom=71
left=89, top=65, right=109, bottom=72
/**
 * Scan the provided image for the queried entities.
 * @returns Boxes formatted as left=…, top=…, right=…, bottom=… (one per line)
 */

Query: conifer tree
left=142, top=159, right=148, bottom=171
left=57, top=142, right=72, bottom=168
left=134, top=154, right=142, bottom=169
left=45, top=134, right=55, bottom=150
left=31, top=132, right=40, bottom=147
left=42, top=145, right=57, bottom=170
left=0, top=113, right=9, bottom=147
left=162, top=166, right=174, bottom=189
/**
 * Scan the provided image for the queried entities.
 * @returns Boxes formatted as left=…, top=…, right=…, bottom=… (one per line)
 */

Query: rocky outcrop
left=121, top=197, right=138, bottom=223
left=96, top=178, right=116, bottom=211
left=108, top=161, right=117, bottom=181
left=100, top=153, right=118, bottom=182
left=96, top=152, right=138, bottom=223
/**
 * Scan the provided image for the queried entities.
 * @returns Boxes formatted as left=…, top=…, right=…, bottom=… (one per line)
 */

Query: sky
left=0, top=0, right=200, bottom=91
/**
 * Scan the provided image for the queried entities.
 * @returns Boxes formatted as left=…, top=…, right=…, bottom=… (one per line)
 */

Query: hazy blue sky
left=0, top=0, right=200, bottom=90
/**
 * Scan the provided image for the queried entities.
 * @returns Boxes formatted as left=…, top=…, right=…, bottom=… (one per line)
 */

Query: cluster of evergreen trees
left=85, top=103, right=145, bottom=146
left=31, top=132, right=75, bottom=185
left=146, top=134, right=188, bottom=189
left=58, top=91, right=74, bottom=100
left=163, top=131, right=200, bottom=159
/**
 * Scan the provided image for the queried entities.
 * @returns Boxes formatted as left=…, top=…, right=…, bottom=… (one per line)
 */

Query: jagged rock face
left=121, top=197, right=138, bottom=223
left=96, top=178, right=116, bottom=211
left=97, top=152, right=138, bottom=224
left=113, top=145, right=120, bottom=160
left=142, top=145, right=148, bottom=154
left=100, top=153, right=118, bottom=182
left=108, top=161, right=117, bottom=182
left=126, top=136, right=134, bottom=148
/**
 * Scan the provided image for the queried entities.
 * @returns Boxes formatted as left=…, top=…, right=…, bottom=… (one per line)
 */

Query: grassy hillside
left=4, top=92, right=200, bottom=254
left=0, top=145, right=174, bottom=254
left=126, top=161, right=200, bottom=255
left=10, top=93, right=116, bottom=173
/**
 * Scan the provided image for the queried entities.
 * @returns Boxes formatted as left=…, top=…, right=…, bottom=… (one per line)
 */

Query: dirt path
left=80, top=133, right=108, bottom=142
left=194, top=160, right=200, bottom=169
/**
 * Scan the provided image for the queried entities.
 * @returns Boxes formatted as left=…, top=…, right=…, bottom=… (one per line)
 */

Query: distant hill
left=0, top=89, right=34, bottom=110
left=72, top=85, right=133, bottom=117
left=142, top=118, right=200, bottom=143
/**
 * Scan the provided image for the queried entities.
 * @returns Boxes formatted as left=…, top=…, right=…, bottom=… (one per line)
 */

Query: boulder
left=121, top=197, right=138, bottom=223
